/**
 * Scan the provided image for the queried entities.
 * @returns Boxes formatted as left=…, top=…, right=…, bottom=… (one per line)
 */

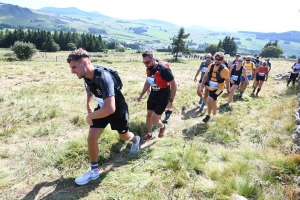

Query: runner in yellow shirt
left=239, top=55, right=254, bottom=98
left=199, top=52, right=230, bottom=122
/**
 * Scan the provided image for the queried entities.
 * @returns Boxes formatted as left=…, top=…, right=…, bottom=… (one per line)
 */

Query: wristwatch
left=168, top=98, right=173, bottom=102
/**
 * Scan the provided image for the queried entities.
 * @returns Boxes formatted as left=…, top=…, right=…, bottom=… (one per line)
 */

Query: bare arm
left=194, top=69, right=201, bottom=82
left=169, top=79, right=177, bottom=101
left=87, top=96, right=115, bottom=122
left=167, top=79, right=177, bottom=109
left=86, top=86, right=93, bottom=114
left=242, top=68, right=249, bottom=85
left=136, top=81, right=151, bottom=101
left=201, top=70, right=209, bottom=89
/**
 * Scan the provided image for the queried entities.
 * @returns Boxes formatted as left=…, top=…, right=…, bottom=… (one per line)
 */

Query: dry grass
left=0, top=51, right=299, bottom=199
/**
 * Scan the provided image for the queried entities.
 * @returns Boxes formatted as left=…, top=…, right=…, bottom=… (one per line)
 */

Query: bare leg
left=88, top=128, right=104, bottom=162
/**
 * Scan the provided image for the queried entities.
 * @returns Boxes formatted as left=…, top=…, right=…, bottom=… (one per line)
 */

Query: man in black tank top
left=67, top=48, right=140, bottom=186
left=226, top=58, right=248, bottom=108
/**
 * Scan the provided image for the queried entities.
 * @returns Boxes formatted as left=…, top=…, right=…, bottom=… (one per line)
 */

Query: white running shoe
left=130, top=136, right=140, bottom=154
left=75, top=170, right=99, bottom=185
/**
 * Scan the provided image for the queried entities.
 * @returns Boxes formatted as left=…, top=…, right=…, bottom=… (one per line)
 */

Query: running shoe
left=158, top=124, right=167, bottom=138
left=202, top=115, right=211, bottom=123
left=152, top=125, right=158, bottom=131
left=142, top=133, right=152, bottom=141
left=198, top=98, right=203, bottom=105
left=75, top=170, right=99, bottom=186
left=164, top=110, right=173, bottom=121
left=130, top=136, right=140, bottom=154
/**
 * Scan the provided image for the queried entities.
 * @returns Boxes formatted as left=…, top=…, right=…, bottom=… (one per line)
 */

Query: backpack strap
left=208, top=64, right=215, bottom=81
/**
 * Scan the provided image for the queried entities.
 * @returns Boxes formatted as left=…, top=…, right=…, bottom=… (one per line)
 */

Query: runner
left=253, top=61, right=269, bottom=97
left=226, top=57, right=248, bottom=108
left=239, top=55, right=256, bottom=98
left=136, top=51, right=177, bottom=140
left=266, top=58, right=272, bottom=74
left=194, top=53, right=212, bottom=111
left=200, top=52, right=230, bottom=122
left=229, top=54, right=241, bottom=66
left=287, top=58, right=300, bottom=87
left=67, top=48, right=140, bottom=186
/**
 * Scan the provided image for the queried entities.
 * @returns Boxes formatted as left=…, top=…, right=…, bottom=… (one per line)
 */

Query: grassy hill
left=0, top=51, right=299, bottom=199
left=0, top=3, right=300, bottom=57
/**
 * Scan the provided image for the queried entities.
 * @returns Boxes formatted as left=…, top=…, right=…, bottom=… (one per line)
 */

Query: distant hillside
left=0, top=3, right=33, bottom=14
left=138, top=19, right=178, bottom=28
left=0, top=2, right=299, bottom=56
left=37, top=7, right=110, bottom=18
left=239, top=31, right=300, bottom=43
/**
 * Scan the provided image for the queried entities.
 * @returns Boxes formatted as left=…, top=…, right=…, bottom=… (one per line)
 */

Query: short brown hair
left=214, top=52, right=224, bottom=59
left=67, top=48, right=89, bottom=63
left=142, top=50, right=154, bottom=59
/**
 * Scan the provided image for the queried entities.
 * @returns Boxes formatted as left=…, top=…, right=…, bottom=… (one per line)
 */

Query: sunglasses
left=215, top=58, right=223, bottom=61
left=238, top=60, right=243, bottom=62
left=143, top=60, right=152, bottom=65
left=246, top=60, right=250, bottom=61
left=263, top=64, right=266, bottom=66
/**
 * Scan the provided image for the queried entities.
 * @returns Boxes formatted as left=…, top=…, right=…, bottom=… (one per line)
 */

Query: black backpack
left=84, top=66, right=123, bottom=94
left=208, top=64, right=225, bottom=83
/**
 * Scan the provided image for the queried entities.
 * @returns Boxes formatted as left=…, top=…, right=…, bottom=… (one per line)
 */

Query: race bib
left=209, top=81, right=218, bottom=89
left=94, top=97, right=104, bottom=107
left=146, top=77, right=160, bottom=91
left=146, top=77, right=156, bottom=85
left=246, top=70, right=251, bottom=75
left=259, top=73, right=265, bottom=76
left=201, top=67, right=207, bottom=73
left=231, top=75, right=238, bottom=81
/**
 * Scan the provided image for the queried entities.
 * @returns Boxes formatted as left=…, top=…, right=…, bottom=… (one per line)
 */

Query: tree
left=12, top=41, right=37, bottom=60
left=260, top=46, right=284, bottom=58
left=220, top=36, right=237, bottom=56
left=66, top=42, right=77, bottom=51
left=116, top=45, right=125, bottom=52
left=205, top=44, right=219, bottom=55
left=42, top=36, right=60, bottom=52
left=170, top=27, right=190, bottom=60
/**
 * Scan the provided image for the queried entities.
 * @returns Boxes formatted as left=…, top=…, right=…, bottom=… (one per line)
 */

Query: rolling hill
left=0, top=2, right=300, bottom=56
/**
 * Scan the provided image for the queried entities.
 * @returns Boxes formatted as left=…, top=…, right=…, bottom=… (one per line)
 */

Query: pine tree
left=170, top=27, right=190, bottom=60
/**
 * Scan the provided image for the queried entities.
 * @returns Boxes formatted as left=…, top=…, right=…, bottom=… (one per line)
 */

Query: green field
left=0, top=50, right=299, bottom=199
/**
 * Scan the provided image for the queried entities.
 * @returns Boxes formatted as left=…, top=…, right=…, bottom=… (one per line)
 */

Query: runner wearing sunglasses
left=136, top=51, right=177, bottom=140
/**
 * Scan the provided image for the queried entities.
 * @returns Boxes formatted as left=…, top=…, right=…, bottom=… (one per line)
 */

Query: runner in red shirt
left=252, top=61, right=269, bottom=97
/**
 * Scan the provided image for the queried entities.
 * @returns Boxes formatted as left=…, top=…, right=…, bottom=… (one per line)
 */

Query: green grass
left=0, top=51, right=299, bottom=199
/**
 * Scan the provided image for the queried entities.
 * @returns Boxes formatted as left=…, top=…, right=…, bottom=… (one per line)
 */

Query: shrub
left=11, top=41, right=37, bottom=60
left=66, top=42, right=77, bottom=51
left=42, top=39, right=60, bottom=52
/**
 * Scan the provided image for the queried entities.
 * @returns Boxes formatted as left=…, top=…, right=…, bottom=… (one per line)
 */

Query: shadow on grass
left=22, top=121, right=153, bottom=200
left=284, top=84, right=299, bottom=96
left=218, top=103, right=232, bottom=114
left=181, top=106, right=206, bottom=120
left=21, top=173, right=109, bottom=200
left=182, top=123, right=209, bottom=140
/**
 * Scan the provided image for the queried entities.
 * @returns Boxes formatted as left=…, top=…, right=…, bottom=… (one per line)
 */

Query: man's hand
left=86, top=114, right=93, bottom=125
left=87, top=106, right=93, bottom=114
left=167, top=101, right=173, bottom=109
left=135, top=95, right=143, bottom=102
left=194, top=77, right=197, bottom=83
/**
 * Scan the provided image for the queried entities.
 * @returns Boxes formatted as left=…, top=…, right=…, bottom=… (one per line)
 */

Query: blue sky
left=1, top=0, right=300, bottom=32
